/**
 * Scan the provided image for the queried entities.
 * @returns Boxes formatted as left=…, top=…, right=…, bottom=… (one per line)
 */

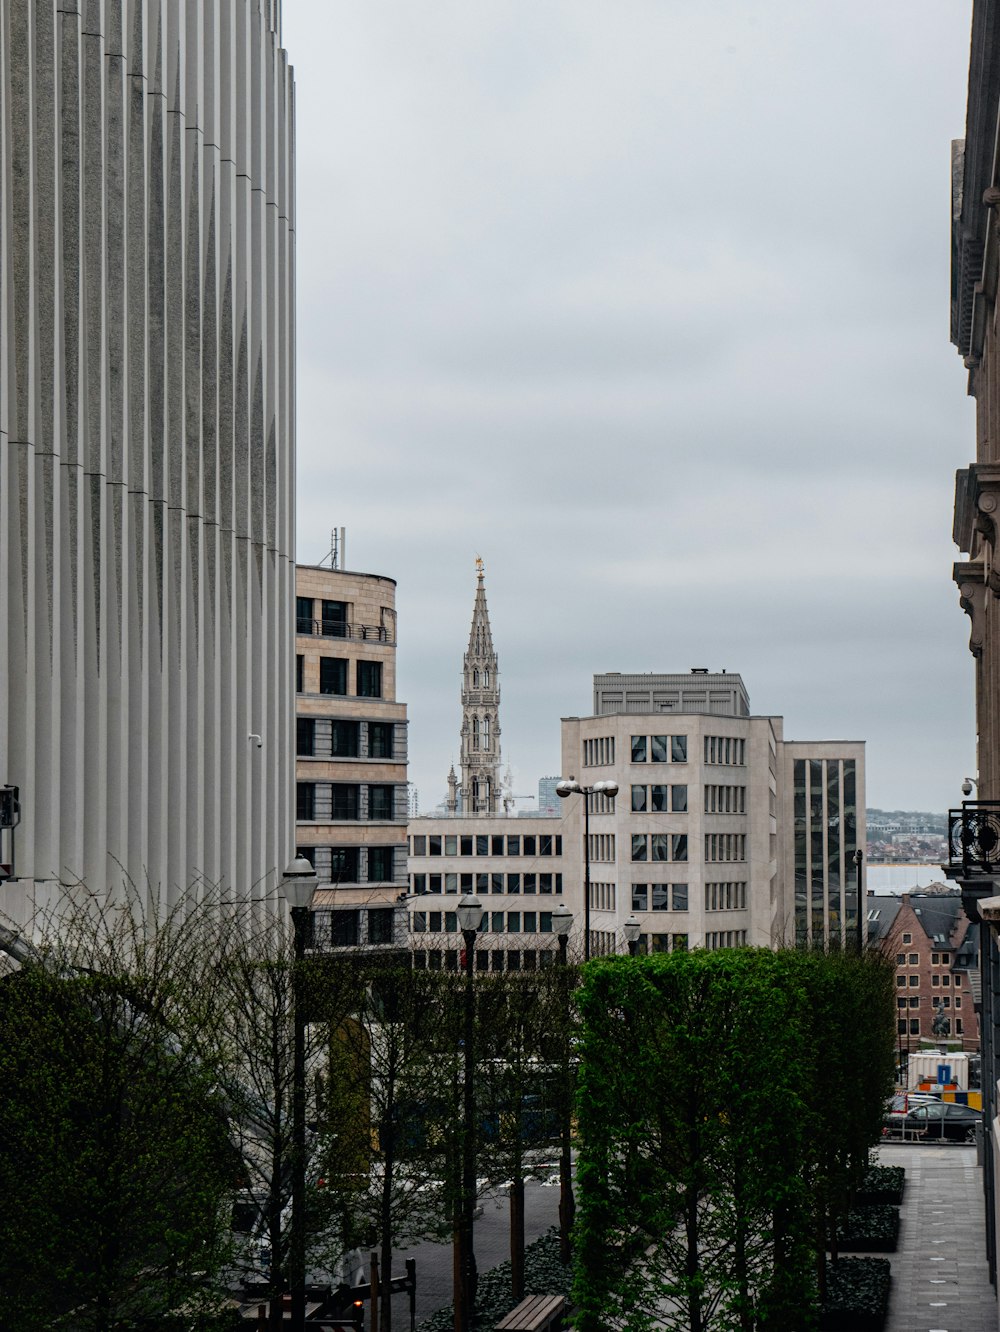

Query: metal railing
left=295, top=618, right=394, bottom=644
left=948, top=801, right=1000, bottom=876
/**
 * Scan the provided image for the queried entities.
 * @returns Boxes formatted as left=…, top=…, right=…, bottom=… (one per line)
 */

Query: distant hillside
left=866, top=808, right=946, bottom=833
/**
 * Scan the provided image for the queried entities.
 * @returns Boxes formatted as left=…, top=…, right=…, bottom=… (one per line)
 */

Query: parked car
left=885, top=1101, right=981, bottom=1143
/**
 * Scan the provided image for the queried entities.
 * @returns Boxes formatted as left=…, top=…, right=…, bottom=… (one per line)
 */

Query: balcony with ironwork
left=948, top=802, right=1000, bottom=919
left=295, top=617, right=395, bottom=645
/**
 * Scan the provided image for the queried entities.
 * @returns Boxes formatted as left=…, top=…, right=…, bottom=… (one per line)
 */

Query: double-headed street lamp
left=280, top=855, right=318, bottom=1332
left=556, top=777, right=619, bottom=962
left=456, top=892, right=484, bottom=1331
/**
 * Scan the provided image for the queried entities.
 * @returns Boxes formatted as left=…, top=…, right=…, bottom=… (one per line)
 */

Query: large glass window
left=632, top=785, right=647, bottom=812
left=672, top=834, right=688, bottom=862
left=296, top=783, right=315, bottom=821
left=507, top=836, right=521, bottom=856
left=369, top=785, right=395, bottom=820
left=671, top=736, right=688, bottom=763
left=672, top=883, right=688, bottom=911
left=296, top=718, right=315, bottom=756
left=368, top=909, right=394, bottom=945
left=672, top=785, right=688, bottom=813
left=357, top=660, right=383, bottom=698
left=368, top=846, right=394, bottom=881
left=650, top=785, right=669, bottom=812
left=329, top=847, right=359, bottom=881
left=331, top=784, right=360, bottom=820
left=632, top=884, right=648, bottom=911
left=321, top=600, right=348, bottom=637
left=652, top=884, right=670, bottom=911
left=650, top=735, right=669, bottom=763
left=631, top=735, right=647, bottom=763
left=368, top=722, right=394, bottom=758
left=296, top=597, right=314, bottom=634
left=631, top=835, right=648, bottom=862
left=651, top=834, right=670, bottom=862
left=331, top=910, right=360, bottom=947
left=331, top=720, right=359, bottom=757
left=319, top=657, right=347, bottom=695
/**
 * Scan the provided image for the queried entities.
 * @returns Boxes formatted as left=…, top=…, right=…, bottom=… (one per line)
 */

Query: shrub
left=821, top=1256, right=891, bottom=1331
left=834, top=1206, right=900, bottom=1252
left=417, top=1228, right=570, bottom=1331
left=855, top=1166, right=904, bottom=1206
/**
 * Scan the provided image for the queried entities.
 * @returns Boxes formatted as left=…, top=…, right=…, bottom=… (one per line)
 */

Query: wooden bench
left=495, top=1293, right=566, bottom=1332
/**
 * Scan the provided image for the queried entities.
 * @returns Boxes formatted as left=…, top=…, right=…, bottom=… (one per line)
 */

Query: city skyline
left=284, top=1, right=976, bottom=813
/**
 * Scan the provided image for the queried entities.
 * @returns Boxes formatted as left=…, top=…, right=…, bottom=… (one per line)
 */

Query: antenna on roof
left=318, top=526, right=347, bottom=570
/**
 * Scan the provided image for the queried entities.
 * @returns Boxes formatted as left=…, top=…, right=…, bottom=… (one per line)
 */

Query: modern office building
left=408, top=669, right=865, bottom=965
left=0, top=0, right=297, bottom=921
left=294, top=564, right=409, bottom=950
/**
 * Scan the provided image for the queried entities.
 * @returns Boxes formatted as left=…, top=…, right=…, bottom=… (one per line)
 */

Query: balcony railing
left=948, top=801, right=1000, bottom=876
left=296, top=618, right=394, bottom=644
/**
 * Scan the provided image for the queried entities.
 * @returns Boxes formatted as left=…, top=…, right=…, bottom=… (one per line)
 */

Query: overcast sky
left=283, top=1, right=977, bottom=814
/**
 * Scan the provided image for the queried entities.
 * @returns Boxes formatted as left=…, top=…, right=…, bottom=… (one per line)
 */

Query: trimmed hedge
left=834, top=1205, right=900, bottom=1253
left=416, top=1228, right=570, bottom=1332
left=820, top=1256, right=891, bottom=1332
left=855, top=1165, right=905, bottom=1207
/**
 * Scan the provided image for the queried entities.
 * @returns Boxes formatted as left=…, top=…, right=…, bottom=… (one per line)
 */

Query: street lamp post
left=853, top=849, right=864, bottom=956
left=551, top=903, right=574, bottom=1264
left=456, top=892, right=484, bottom=1332
left=281, top=856, right=318, bottom=1332
left=623, top=914, right=642, bottom=957
left=555, top=777, right=619, bottom=962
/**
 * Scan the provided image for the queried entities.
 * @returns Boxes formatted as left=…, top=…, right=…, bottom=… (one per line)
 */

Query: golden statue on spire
left=476, top=555, right=484, bottom=580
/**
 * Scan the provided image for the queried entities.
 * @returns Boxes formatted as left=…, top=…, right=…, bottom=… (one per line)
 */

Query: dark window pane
left=507, top=874, right=520, bottom=894
left=523, top=873, right=536, bottom=894
left=632, top=884, right=648, bottom=911
left=507, top=836, right=520, bottom=855
left=368, top=846, right=394, bottom=881
left=523, top=836, right=536, bottom=855
left=492, top=835, right=505, bottom=855
left=492, top=873, right=504, bottom=894
left=672, top=785, right=688, bottom=813
left=296, top=597, right=314, bottom=634
left=319, top=657, right=347, bottom=695
left=632, top=835, right=648, bottom=862
left=652, top=884, right=669, bottom=911
left=631, top=785, right=647, bottom=812
left=331, top=910, right=359, bottom=947
left=650, top=735, right=669, bottom=763
left=357, top=660, right=383, bottom=698
left=631, top=735, right=647, bottom=763
left=368, top=908, right=394, bottom=945
left=297, top=783, right=315, bottom=821
left=650, top=785, right=669, bottom=812
left=321, top=600, right=348, bottom=636
left=296, top=718, right=315, bottom=756
left=671, top=735, right=687, bottom=763
left=296, top=655, right=304, bottom=693
left=369, top=722, right=394, bottom=758
left=672, top=834, right=688, bottom=862
left=369, top=785, right=394, bottom=820
left=331, top=720, right=359, bottom=757
left=539, top=835, right=553, bottom=856
left=331, top=784, right=359, bottom=820
left=672, top=883, right=688, bottom=911
left=330, top=847, right=359, bottom=880
left=476, top=835, right=489, bottom=856
left=651, top=834, right=669, bottom=862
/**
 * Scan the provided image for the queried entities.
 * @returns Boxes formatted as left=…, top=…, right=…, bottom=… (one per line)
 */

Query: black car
left=890, top=1101, right=981, bottom=1143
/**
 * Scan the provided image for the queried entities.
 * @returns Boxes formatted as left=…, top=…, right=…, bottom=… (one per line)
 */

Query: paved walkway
left=876, top=1142, right=997, bottom=1332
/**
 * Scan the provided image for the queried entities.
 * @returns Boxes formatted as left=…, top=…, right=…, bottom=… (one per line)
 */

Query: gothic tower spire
left=459, top=558, right=501, bottom=813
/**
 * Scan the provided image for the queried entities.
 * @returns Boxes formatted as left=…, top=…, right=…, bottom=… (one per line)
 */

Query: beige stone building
left=406, top=669, right=865, bottom=965
left=294, top=563, right=408, bottom=948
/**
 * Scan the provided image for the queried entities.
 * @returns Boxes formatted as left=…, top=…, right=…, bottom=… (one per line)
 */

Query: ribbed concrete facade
left=0, top=0, right=296, bottom=919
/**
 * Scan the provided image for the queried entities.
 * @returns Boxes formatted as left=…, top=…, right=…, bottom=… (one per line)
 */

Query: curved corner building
left=0, top=1, right=296, bottom=920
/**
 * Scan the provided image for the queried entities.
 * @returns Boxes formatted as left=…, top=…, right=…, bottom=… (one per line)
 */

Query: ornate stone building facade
left=0, top=1, right=297, bottom=919
left=448, top=560, right=501, bottom=814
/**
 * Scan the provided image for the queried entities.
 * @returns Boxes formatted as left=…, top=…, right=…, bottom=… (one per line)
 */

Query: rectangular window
left=523, top=836, right=536, bottom=855
left=357, top=660, right=383, bottom=698
left=896, top=953, right=905, bottom=965
left=932, top=975, right=939, bottom=987
left=412, top=873, right=426, bottom=894
left=296, top=783, right=315, bottom=821
left=652, top=884, right=669, bottom=911
left=555, top=836, right=563, bottom=855
left=461, top=836, right=473, bottom=856
left=476, top=873, right=489, bottom=894
left=445, top=873, right=458, bottom=893
left=909, top=953, right=918, bottom=965
left=632, top=785, right=648, bottom=812
left=523, top=873, right=537, bottom=894
left=492, top=873, right=504, bottom=894
left=319, top=657, right=347, bottom=695
left=368, top=908, right=394, bottom=945
left=672, top=834, right=688, bottom=862
left=412, top=835, right=426, bottom=856
left=539, top=912, right=553, bottom=934
left=897, top=998, right=907, bottom=1009
left=331, top=720, right=360, bottom=757
left=296, top=718, right=315, bottom=756
left=909, top=1018, right=920, bottom=1034
left=296, top=597, right=314, bottom=634
left=672, top=883, right=688, bottom=911
left=493, top=835, right=506, bottom=855
left=539, top=873, right=553, bottom=894
left=368, top=785, right=394, bottom=820
left=902, top=933, right=912, bottom=944
left=507, top=874, right=520, bottom=894
left=909, top=996, right=919, bottom=1008
left=476, top=835, right=489, bottom=856
left=671, top=735, right=688, bottom=763
left=368, top=846, right=394, bottom=881
left=651, top=785, right=669, bottom=812
left=523, top=912, right=537, bottom=932
left=908, top=975, right=918, bottom=987
left=368, top=722, right=394, bottom=759
left=508, top=912, right=521, bottom=933
left=331, top=910, right=360, bottom=947
left=329, top=847, right=359, bottom=881
left=492, top=912, right=505, bottom=933
left=672, top=785, right=688, bottom=813
left=631, top=735, right=647, bottom=763
left=673, top=934, right=688, bottom=952
left=296, top=655, right=304, bottom=692
left=539, top=835, right=553, bottom=856
left=632, top=835, right=648, bottom=862
left=632, top=884, right=648, bottom=911
left=651, top=834, right=669, bottom=862
left=445, top=836, right=458, bottom=856
left=507, top=836, right=521, bottom=855
left=331, top=784, right=360, bottom=820
left=461, top=873, right=473, bottom=891
left=321, top=600, right=348, bottom=636
left=650, top=735, right=669, bottom=763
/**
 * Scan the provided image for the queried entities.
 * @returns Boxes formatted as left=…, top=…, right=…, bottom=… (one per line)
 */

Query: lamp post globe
left=456, top=893, right=484, bottom=934
left=623, top=914, right=642, bottom=956
left=551, top=903, right=573, bottom=937
left=282, top=855, right=317, bottom=910
left=556, top=778, right=582, bottom=798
